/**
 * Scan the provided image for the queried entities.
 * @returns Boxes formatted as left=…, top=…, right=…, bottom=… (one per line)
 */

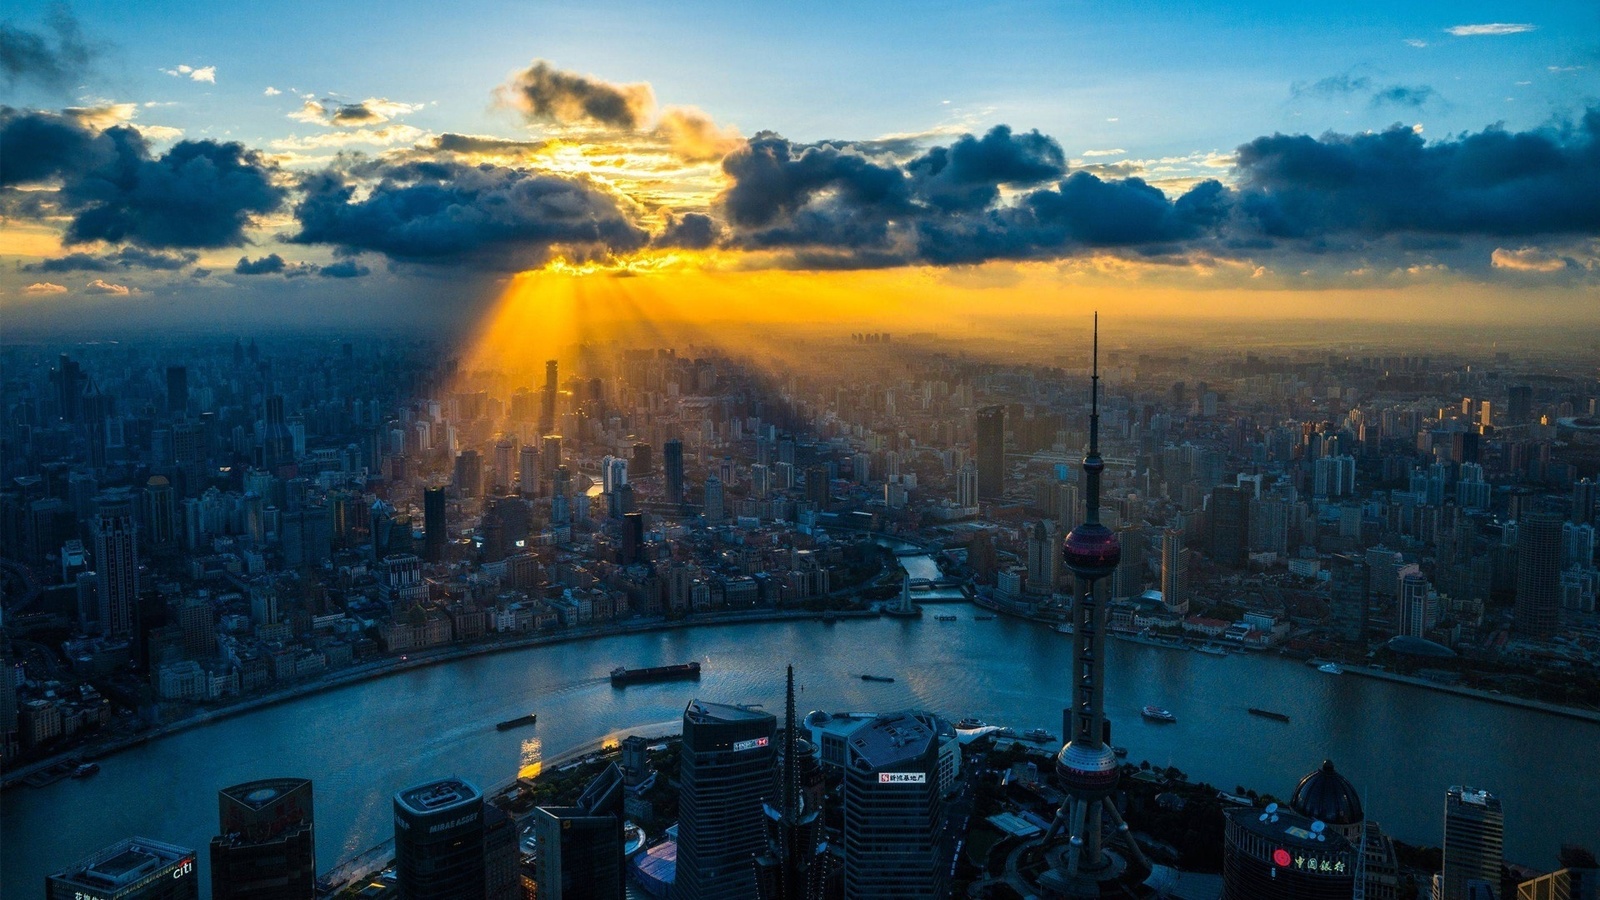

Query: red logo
left=1272, top=848, right=1292, bottom=868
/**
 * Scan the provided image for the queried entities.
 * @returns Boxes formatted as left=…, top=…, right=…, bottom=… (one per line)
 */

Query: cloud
left=162, top=63, right=215, bottom=83
left=1446, top=23, right=1535, bottom=36
left=654, top=106, right=742, bottom=162
left=1292, top=75, right=1372, bottom=98
left=426, top=132, right=551, bottom=156
left=234, top=253, right=288, bottom=275
left=84, top=278, right=130, bottom=294
left=233, top=251, right=368, bottom=278
left=25, top=281, right=67, bottom=293
left=264, top=86, right=281, bottom=96
left=317, top=259, right=369, bottom=278
left=907, top=125, right=1067, bottom=212
left=271, top=124, right=425, bottom=149
left=292, top=96, right=422, bottom=127
left=1081, top=148, right=1127, bottom=158
left=500, top=60, right=655, bottom=129
left=1490, top=246, right=1571, bottom=272
left=0, top=5, right=96, bottom=93
left=64, top=103, right=135, bottom=128
left=1404, top=39, right=1428, bottom=48
left=0, top=107, right=287, bottom=248
left=27, top=247, right=198, bottom=271
left=289, top=159, right=650, bottom=267
left=1371, top=85, right=1439, bottom=108
left=655, top=211, right=721, bottom=249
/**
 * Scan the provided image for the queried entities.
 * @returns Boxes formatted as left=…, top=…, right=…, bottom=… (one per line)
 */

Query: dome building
left=1291, top=759, right=1365, bottom=842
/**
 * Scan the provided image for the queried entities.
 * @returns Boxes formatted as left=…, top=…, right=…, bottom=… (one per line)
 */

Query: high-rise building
left=621, top=512, right=645, bottom=564
left=703, top=475, right=725, bottom=526
left=1440, top=786, right=1504, bottom=900
left=1026, top=521, right=1060, bottom=595
left=542, top=435, right=564, bottom=483
left=754, top=667, right=833, bottom=900
left=632, top=442, right=653, bottom=477
left=1041, top=317, right=1151, bottom=894
left=1515, top=854, right=1598, bottom=900
left=493, top=439, right=515, bottom=492
left=52, top=352, right=87, bottom=423
left=1210, top=485, right=1248, bottom=568
left=1221, top=805, right=1357, bottom=900
left=1329, top=555, right=1369, bottom=642
left=664, top=440, right=686, bottom=507
left=91, top=507, right=139, bottom=638
left=392, top=777, right=518, bottom=900
left=47, top=837, right=199, bottom=900
left=1515, top=513, right=1563, bottom=639
left=975, top=405, right=1005, bottom=499
left=840, top=711, right=945, bottom=899
left=1289, top=760, right=1401, bottom=900
left=166, top=366, right=188, bottom=416
left=423, top=487, right=447, bottom=563
left=1160, top=528, right=1188, bottom=614
left=210, top=778, right=316, bottom=900
left=957, top=460, right=978, bottom=509
left=453, top=450, right=482, bottom=499
left=1508, top=385, right=1533, bottom=424
left=1398, top=571, right=1437, bottom=638
left=533, top=764, right=626, bottom=900
left=261, top=396, right=293, bottom=470
left=1574, top=479, right=1598, bottom=526
left=541, top=359, right=559, bottom=433
left=672, top=700, right=776, bottom=900
left=519, top=445, right=541, bottom=497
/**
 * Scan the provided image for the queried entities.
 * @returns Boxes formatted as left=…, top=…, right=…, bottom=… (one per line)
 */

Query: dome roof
left=1290, top=760, right=1363, bottom=825
left=1062, top=521, right=1120, bottom=578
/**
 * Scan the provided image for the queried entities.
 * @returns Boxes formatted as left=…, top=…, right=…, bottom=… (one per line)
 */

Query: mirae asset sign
left=878, top=772, right=927, bottom=784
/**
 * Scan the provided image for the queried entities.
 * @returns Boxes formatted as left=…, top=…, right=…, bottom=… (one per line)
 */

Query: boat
left=1117, top=630, right=1191, bottom=650
left=936, top=615, right=958, bottom=622
left=955, top=717, right=987, bottom=730
left=1318, top=663, right=1345, bottom=675
left=495, top=713, right=538, bottom=731
left=974, top=615, right=996, bottom=621
left=1022, top=728, right=1056, bottom=743
left=860, top=674, right=895, bottom=683
left=1112, top=746, right=1128, bottom=758
left=610, top=662, right=702, bottom=687
left=1196, top=643, right=1228, bottom=657
left=1055, top=623, right=1074, bottom=635
left=1141, top=706, right=1177, bottom=723
left=1247, top=708, right=1291, bottom=722
left=70, top=763, right=101, bottom=779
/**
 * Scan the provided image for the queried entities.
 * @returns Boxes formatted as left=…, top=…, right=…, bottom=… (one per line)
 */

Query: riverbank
left=1340, top=664, right=1600, bottom=724
left=1, top=606, right=876, bottom=791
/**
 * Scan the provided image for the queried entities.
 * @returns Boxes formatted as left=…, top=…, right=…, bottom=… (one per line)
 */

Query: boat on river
left=611, top=662, right=702, bottom=687
left=860, top=674, right=895, bottom=683
left=1248, top=708, right=1291, bottom=722
left=495, top=713, right=537, bottom=731
left=1196, top=643, right=1228, bottom=657
left=1318, top=663, right=1345, bottom=675
left=70, top=763, right=100, bottom=779
left=1141, top=706, right=1177, bottom=723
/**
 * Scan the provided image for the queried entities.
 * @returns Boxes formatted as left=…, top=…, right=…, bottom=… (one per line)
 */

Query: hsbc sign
left=878, top=772, right=926, bottom=784
left=732, top=737, right=769, bottom=752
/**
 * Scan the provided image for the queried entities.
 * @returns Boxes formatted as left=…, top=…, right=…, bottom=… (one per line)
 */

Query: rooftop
left=394, top=778, right=480, bottom=816
left=847, top=711, right=935, bottom=770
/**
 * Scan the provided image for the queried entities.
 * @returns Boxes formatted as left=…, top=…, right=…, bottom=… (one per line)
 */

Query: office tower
left=672, top=700, right=777, bottom=900
left=840, top=711, right=945, bottom=899
left=46, top=837, right=199, bottom=900
left=541, top=435, right=563, bottom=482
left=629, top=441, right=653, bottom=477
left=1151, top=528, right=1183, bottom=614
left=1290, top=760, right=1402, bottom=900
left=261, top=396, right=293, bottom=470
left=704, top=475, right=725, bottom=525
left=519, top=444, right=540, bottom=497
left=1515, top=513, right=1563, bottom=639
left=755, top=667, right=832, bottom=900
left=92, top=507, right=139, bottom=638
left=803, top=466, right=829, bottom=511
left=1574, top=479, right=1597, bottom=526
left=423, top=487, right=446, bottom=563
left=166, top=366, right=188, bottom=415
left=1057, top=480, right=1080, bottom=533
left=1210, top=485, right=1248, bottom=568
left=957, top=460, right=978, bottom=509
left=1314, top=454, right=1357, bottom=499
left=664, top=439, right=686, bottom=506
left=1221, top=804, right=1356, bottom=900
left=1041, top=317, right=1151, bottom=894
left=1441, top=787, right=1504, bottom=900
left=52, top=352, right=87, bottom=422
left=393, top=777, right=517, bottom=900
left=1399, top=571, right=1437, bottom=638
left=143, top=476, right=177, bottom=551
left=1026, top=521, right=1060, bottom=594
left=533, top=764, right=626, bottom=900
left=976, top=405, right=1005, bottom=499
left=1515, top=850, right=1598, bottom=900
left=621, top=512, right=644, bottom=564
left=453, top=450, right=482, bottom=499
left=751, top=464, right=772, bottom=500
left=603, top=456, right=629, bottom=495
left=210, top=778, right=316, bottom=900
left=1508, top=385, right=1533, bottom=424
left=541, top=359, right=558, bottom=433
left=493, top=438, right=515, bottom=492
left=1329, top=555, right=1369, bottom=642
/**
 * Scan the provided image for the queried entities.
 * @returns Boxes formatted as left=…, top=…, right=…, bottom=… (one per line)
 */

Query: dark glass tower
left=664, top=439, right=686, bottom=507
left=532, top=764, right=626, bottom=900
left=1514, top=512, right=1562, bottom=639
left=423, top=486, right=447, bottom=563
left=754, top=667, right=832, bottom=900
left=47, top=837, right=200, bottom=900
left=392, top=777, right=516, bottom=899
left=672, top=699, right=776, bottom=900
left=209, top=778, right=316, bottom=900
left=976, top=405, right=1005, bottom=500
left=1041, top=315, right=1151, bottom=893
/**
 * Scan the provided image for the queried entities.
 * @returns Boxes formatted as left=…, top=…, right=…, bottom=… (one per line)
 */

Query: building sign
left=878, top=772, right=926, bottom=784
left=173, top=857, right=196, bottom=879
left=428, top=812, right=480, bottom=833
left=732, top=736, right=769, bottom=752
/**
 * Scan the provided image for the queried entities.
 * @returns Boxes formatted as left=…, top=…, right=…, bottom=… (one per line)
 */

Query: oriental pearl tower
left=1039, top=315, right=1151, bottom=897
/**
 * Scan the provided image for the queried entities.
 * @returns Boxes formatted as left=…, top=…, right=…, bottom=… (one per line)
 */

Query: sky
left=2, top=0, right=1598, bottom=338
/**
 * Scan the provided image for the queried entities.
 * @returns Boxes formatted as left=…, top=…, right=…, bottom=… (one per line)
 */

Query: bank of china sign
left=879, top=772, right=926, bottom=784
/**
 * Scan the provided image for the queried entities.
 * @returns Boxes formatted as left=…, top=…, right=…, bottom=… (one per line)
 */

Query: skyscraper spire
left=782, top=664, right=799, bottom=820
left=754, top=665, right=832, bottom=900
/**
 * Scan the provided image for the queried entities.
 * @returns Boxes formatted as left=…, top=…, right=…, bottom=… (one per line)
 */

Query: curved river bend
left=5, top=616, right=1597, bottom=897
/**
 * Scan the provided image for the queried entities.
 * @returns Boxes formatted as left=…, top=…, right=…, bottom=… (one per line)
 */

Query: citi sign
left=173, top=857, right=195, bottom=879
left=878, top=772, right=926, bottom=784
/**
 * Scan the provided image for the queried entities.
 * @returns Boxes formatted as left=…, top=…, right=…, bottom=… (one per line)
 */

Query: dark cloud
left=0, top=5, right=95, bottom=93
left=716, top=133, right=914, bottom=252
left=907, top=125, right=1066, bottom=212
left=655, top=212, right=720, bottom=250
left=317, top=260, right=369, bottom=278
left=28, top=247, right=197, bottom=272
left=1292, top=75, right=1372, bottom=98
left=331, top=103, right=383, bottom=125
left=428, top=133, right=550, bottom=155
left=1, top=107, right=285, bottom=248
left=501, top=60, right=654, bottom=129
left=234, top=253, right=287, bottom=275
left=289, top=160, right=649, bottom=266
left=1371, top=85, right=1439, bottom=108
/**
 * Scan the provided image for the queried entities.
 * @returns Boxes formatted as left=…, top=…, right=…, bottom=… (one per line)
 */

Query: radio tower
left=1040, top=314, right=1150, bottom=896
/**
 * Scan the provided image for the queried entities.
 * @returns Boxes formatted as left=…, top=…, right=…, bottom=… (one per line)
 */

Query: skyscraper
left=47, top=837, right=199, bottom=900
left=392, top=777, right=517, bottom=900
left=92, top=507, right=139, bottom=639
left=1399, top=571, right=1437, bottom=638
left=632, top=441, right=653, bottom=477
left=1160, top=527, right=1189, bottom=614
left=1210, top=485, right=1248, bottom=568
left=664, top=439, right=686, bottom=506
left=533, top=764, right=626, bottom=900
left=754, top=667, right=832, bottom=900
left=672, top=700, right=777, bottom=900
left=1440, top=786, right=1504, bottom=900
left=453, top=450, right=482, bottom=499
left=166, top=366, right=188, bottom=416
left=423, top=487, right=447, bottom=563
left=1221, top=804, right=1356, bottom=900
left=541, top=359, right=558, bottom=433
left=209, top=778, right=316, bottom=900
left=956, top=460, right=978, bottom=509
left=1026, top=521, right=1059, bottom=595
left=1041, top=316, right=1151, bottom=894
left=1515, top=513, right=1563, bottom=639
left=704, top=475, right=725, bottom=526
left=519, top=444, right=541, bottom=497
left=840, top=711, right=946, bottom=899
left=976, top=405, right=1005, bottom=500
left=1329, top=555, right=1369, bottom=642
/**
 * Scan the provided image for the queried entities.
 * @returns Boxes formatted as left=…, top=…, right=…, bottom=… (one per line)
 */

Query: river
left=4, top=614, right=1597, bottom=897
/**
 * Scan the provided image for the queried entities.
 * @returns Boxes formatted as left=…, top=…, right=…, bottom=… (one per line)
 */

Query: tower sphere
left=1063, top=520, right=1120, bottom=578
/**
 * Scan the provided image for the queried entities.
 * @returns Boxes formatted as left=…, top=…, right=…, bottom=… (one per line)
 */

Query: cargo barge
left=611, top=662, right=702, bottom=687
